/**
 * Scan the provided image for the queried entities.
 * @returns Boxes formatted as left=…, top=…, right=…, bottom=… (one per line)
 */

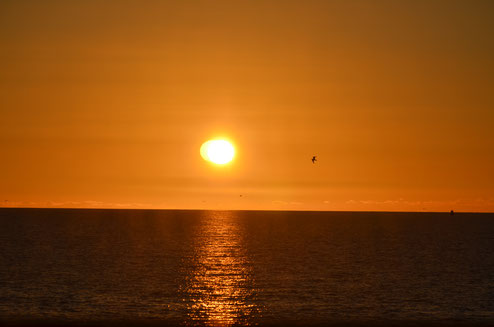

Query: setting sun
left=200, top=140, right=235, bottom=165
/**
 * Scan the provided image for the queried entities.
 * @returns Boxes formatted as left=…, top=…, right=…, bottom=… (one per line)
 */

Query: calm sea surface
left=0, top=209, right=493, bottom=326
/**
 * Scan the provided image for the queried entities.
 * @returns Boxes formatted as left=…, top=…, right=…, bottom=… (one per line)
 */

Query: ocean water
left=0, top=209, right=493, bottom=326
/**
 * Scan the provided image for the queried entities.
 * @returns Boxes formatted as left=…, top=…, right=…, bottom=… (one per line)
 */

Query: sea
left=0, top=208, right=493, bottom=326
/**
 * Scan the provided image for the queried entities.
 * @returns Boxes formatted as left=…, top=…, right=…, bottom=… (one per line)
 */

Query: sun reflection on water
left=181, top=211, right=257, bottom=326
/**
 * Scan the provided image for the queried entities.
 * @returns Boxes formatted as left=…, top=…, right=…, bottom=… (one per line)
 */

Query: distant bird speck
left=312, top=156, right=317, bottom=164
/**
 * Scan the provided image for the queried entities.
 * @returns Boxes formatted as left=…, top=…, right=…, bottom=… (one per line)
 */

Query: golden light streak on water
left=181, top=211, right=257, bottom=326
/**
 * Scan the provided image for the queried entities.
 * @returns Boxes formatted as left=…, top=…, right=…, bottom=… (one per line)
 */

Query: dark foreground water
left=0, top=209, right=493, bottom=326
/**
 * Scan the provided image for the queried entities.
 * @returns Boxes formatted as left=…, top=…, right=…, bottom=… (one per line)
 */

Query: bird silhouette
left=312, top=156, right=317, bottom=164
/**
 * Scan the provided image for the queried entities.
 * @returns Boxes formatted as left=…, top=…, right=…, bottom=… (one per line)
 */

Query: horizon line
left=0, top=207, right=492, bottom=214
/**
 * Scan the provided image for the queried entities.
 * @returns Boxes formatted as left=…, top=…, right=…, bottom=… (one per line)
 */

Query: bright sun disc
left=200, top=139, right=235, bottom=165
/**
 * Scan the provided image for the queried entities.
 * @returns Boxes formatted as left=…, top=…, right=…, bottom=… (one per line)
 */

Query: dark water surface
left=0, top=209, right=493, bottom=326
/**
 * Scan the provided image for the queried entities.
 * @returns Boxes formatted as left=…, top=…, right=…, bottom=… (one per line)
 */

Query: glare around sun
left=200, top=139, right=235, bottom=165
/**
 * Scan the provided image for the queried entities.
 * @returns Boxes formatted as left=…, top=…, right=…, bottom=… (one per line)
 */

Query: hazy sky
left=1, top=0, right=493, bottom=211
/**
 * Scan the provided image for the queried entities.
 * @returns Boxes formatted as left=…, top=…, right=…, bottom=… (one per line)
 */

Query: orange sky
left=1, top=0, right=493, bottom=212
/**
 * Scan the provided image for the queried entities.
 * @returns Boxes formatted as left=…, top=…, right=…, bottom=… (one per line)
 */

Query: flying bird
left=312, top=156, right=317, bottom=164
